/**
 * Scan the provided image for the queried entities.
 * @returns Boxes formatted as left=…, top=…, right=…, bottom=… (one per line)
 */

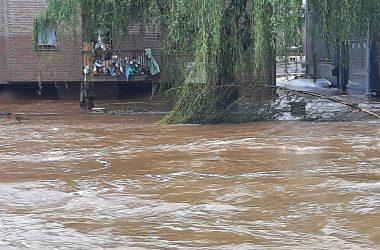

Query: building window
left=37, top=24, right=57, bottom=50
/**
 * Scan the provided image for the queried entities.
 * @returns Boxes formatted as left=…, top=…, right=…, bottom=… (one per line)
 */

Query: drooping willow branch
left=34, top=0, right=378, bottom=123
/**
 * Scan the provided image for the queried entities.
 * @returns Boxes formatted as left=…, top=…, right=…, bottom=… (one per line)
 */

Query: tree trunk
left=215, top=0, right=248, bottom=109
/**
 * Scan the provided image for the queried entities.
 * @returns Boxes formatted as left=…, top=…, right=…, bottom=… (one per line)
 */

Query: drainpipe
left=365, top=20, right=371, bottom=95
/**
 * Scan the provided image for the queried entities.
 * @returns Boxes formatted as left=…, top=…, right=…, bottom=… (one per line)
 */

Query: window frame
left=36, top=23, right=58, bottom=51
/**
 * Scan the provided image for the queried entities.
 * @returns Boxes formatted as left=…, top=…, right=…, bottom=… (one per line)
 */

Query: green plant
left=34, top=0, right=379, bottom=123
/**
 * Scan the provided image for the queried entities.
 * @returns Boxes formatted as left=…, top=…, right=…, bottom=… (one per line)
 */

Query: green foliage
left=34, top=0, right=378, bottom=123
left=308, top=0, right=380, bottom=80
left=309, top=0, right=380, bottom=46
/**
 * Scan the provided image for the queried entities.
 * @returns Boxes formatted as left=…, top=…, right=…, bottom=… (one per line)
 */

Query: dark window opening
left=37, top=24, right=57, bottom=50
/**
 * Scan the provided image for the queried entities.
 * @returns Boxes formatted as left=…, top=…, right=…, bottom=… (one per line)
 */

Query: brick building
left=0, top=0, right=162, bottom=99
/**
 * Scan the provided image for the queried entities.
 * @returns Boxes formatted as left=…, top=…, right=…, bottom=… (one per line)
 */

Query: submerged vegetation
left=34, top=0, right=379, bottom=123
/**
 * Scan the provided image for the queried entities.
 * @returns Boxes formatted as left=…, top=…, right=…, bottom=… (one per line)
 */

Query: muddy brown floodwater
left=0, top=100, right=379, bottom=249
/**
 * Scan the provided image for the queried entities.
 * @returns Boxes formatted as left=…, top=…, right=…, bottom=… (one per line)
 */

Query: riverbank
left=0, top=100, right=172, bottom=125
left=1, top=81, right=380, bottom=124
left=275, top=77, right=380, bottom=120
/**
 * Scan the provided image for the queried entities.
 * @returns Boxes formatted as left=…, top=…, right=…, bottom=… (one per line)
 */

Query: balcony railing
left=87, top=49, right=155, bottom=82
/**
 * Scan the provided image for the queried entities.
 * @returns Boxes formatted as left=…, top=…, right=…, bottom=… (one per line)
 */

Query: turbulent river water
left=0, top=101, right=379, bottom=249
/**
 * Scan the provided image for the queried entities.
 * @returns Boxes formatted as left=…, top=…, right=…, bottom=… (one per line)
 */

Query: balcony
left=84, top=49, right=160, bottom=83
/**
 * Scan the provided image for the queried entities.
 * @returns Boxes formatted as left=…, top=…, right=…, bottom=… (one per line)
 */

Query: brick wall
left=3, top=0, right=83, bottom=83
left=113, top=21, right=162, bottom=67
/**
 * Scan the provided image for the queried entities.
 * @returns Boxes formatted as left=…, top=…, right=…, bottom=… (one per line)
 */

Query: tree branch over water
left=34, top=0, right=380, bottom=123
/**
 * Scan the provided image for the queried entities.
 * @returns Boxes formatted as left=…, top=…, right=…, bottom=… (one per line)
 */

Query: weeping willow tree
left=34, top=0, right=378, bottom=123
